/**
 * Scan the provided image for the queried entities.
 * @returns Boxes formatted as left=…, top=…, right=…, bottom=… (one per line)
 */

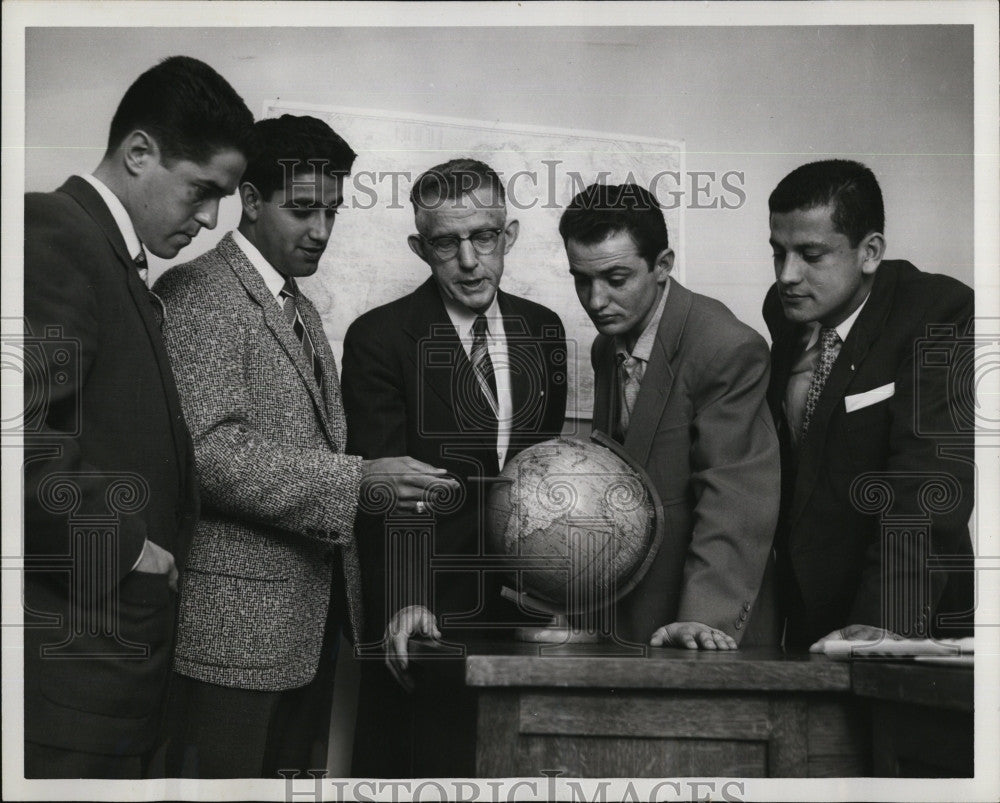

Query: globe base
left=515, top=615, right=601, bottom=644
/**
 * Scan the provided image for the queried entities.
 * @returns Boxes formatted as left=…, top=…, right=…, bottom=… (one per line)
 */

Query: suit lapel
left=789, top=264, right=897, bottom=528
left=402, top=278, right=466, bottom=412
left=297, top=294, right=348, bottom=448
left=60, top=177, right=193, bottom=482
left=623, top=281, right=690, bottom=467
left=216, top=234, right=337, bottom=447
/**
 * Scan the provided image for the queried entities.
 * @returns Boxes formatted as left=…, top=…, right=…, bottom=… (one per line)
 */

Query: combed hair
left=558, top=183, right=669, bottom=267
left=240, top=115, right=357, bottom=199
left=409, top=158, right=506, bottom=211
left=768, top=160, right=885, bottom=246
left=106, top=55, right=254, bottom=164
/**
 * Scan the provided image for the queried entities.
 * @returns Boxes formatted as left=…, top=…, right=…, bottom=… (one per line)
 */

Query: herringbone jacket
left=155, top=233, right=363, bottom=690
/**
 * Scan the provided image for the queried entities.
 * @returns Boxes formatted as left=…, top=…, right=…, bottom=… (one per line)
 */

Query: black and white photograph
left=2, top=2, right=998, bottom=801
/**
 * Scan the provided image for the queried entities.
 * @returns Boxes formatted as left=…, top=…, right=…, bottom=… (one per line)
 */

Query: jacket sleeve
left=156, top=268, right=362, bottom=546
left=677, top=332, right=781, bottom=640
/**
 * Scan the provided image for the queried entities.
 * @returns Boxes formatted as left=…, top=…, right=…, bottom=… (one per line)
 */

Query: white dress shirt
left=231, top=229, right=287, bottom=306
left=441, top=290, right=513, bottom=469
left=82, top=174, right=146, bottom=283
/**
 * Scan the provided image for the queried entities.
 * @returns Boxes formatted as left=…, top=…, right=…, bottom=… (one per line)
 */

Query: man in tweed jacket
left=154, top=116, right=454, bottom=777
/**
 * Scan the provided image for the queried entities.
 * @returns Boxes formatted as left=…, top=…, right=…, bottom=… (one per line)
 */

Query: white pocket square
left=845, top=382, right=895, bottom=413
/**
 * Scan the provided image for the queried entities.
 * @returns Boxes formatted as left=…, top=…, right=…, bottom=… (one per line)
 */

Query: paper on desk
left=821, top=636, right=974, bottom=660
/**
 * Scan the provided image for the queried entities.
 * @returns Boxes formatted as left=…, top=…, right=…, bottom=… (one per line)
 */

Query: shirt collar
left=440, top=286, right=503, bottom=343
left=81, top=174, right=143, bottom=262
left=804, top=291, right=871, bottom=351
left=232, top=229, right=287, bottom=303
left=614, top=278, right=671, bottom=364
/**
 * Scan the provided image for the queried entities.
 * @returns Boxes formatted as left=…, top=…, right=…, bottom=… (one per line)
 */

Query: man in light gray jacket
left=155, top=114, right=455, bottom=777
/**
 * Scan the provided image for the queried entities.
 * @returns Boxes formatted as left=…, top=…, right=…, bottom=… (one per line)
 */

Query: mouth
left=458, top=278, right=487, bottom=290
left=780, top=293, right=808, bottom=302
left=594, top=315, right=618, bottom=326
left=299, top=247, right=324, bottom=261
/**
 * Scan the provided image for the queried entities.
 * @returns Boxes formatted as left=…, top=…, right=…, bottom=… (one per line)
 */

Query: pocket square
left=845, top=382, right=895, bottom=413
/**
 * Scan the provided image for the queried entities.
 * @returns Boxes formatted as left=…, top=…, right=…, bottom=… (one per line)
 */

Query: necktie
left=800, top=327, right=841, bottom=441
left=471, top=315, right=498, bottom=418
left=616, top=352, right=642, bottom=438
left=279, top=280, right=323, bottom=391
left=133, top=246, right=149, bottom=285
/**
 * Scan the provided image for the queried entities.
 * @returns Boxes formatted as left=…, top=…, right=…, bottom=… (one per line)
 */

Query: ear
left=652, top=247, right=675, bottom=282
left=122, top=130, right=157, bottom=177
left=501, top=219, right=520, bottom=254
left=408, top=234, right=428, bottom=262
left=240, top=182, right=262, bottom=223
left=859, top=232, right=885, bottom=276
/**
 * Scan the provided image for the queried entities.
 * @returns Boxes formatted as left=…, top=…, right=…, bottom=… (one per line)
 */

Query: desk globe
left=486, top=433, right=664, bottom=642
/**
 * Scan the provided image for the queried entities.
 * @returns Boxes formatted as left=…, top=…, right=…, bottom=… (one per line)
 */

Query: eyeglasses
left=422, top=228, right=503, bottom=260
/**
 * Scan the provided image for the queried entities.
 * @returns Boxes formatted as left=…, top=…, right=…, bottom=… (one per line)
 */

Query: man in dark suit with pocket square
left=22, top=55, right=253, bottom=778
left=763, top=159, right=975, bottom=650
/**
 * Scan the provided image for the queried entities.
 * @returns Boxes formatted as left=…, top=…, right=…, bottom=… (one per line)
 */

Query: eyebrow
left=568, top=264, right=634, bottom=277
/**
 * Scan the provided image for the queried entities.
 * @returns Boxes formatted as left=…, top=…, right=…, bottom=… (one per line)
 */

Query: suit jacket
left=22, top=176, right=198, bottom=756
left=341, top=277, right=567, bottom=638
left=154, top=233, right=364, bottom=691
left=763, top=260, right=975, bottom=647
left=591, top=280, right=780, bottom=645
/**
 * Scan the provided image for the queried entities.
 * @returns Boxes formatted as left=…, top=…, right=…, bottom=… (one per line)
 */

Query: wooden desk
left=407, top=642, right=870, bottom=778
left=852, top=660, right=973, bottom=777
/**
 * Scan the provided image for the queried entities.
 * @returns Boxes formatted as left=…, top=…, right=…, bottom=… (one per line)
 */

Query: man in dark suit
left=341, top=158, right=567, bottom=774
left=22, top=56, right=253, bottom=778
left=764, top=159, right=975, bottom=650
left=560, top=183, right=780, bottom=650
left=153, top=116, right=453, bottom=778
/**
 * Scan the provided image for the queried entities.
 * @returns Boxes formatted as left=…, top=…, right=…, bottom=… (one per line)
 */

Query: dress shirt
left=612, top=280, right=671, bottom=437
left=441, top=290, right=513, bottom=469
left=231, top=229, right=287, bottom=306
left=81, top=174, right=146, bottom=283
left=784, top=294, right=870, bottom=449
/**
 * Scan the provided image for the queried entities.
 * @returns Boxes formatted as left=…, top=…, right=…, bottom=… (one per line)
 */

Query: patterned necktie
left=133, top=245, right=148, bottom=285
left=279, top=279, right=323, bottom=391
left=471, top=314, right=498, bottom=417
left=800, top=327, right=841, bottom=441
left=616, top=352, right=642, bottom=437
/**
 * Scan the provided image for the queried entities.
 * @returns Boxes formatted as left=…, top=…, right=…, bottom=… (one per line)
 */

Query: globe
left=486, top=434, right=662, bottom=626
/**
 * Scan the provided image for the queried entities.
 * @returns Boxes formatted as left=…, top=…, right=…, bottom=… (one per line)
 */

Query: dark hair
left=240, top=115, right=357, bottom=199
left=106, top=55, right=254, bottom=164
left=409, top=158, right=506, bottom=211
left=768, top=160, right=885, bottom=246
left=558, top=183, right=669, bottom=267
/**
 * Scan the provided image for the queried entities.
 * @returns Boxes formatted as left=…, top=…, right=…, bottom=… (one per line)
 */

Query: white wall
left=26, top=26, right=974, bottom=338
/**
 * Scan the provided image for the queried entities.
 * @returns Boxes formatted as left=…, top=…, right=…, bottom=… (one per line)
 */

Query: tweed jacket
left=341, top=277, right=567, bottom=638
left=154, top=232, right=364, bottom=690
left=591, top=280, right=780, bottom=645
left=764, top=260, right=975, bottom=646
left=23, top=176, right=199, bottom=755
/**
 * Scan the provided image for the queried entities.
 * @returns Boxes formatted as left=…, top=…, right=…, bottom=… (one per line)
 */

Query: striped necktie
left=800, top=327, right=841, bottom=441
left=616, top=352, right=642, bottom=437
left=279, top=279, right=323, bottom=391
left=133, top=245, right=148, bottom=285
left=471, top=314, right=498, bottom=418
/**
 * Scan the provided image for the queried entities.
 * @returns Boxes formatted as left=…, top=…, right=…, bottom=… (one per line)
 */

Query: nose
left=194, top=199, right=221, bottom=231
left=309, top=212, right=333, bottom=244
left=587, top=281, right=609, bottom=312
left=776, top=253, right=803, bottom=286
left=457, top=238, right=479, bottom=270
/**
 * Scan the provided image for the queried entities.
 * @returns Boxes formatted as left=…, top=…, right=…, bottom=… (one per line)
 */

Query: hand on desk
left=809, top=624, right=904, bottom=653
left=650, top=621, right=737, bottom=650
left=361, top=456, right=460, bottom=514
left=385, top=604, right=442, bottom=692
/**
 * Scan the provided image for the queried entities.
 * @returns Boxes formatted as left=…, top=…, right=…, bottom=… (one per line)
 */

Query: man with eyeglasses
left=342, top=158, right=567, bottom=776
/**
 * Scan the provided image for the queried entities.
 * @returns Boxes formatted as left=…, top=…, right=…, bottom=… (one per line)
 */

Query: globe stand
left=501, top=587, right=600, bottom=644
